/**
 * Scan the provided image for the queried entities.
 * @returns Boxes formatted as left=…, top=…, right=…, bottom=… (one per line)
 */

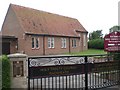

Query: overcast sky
left=0, top=0, right=119, bottom=35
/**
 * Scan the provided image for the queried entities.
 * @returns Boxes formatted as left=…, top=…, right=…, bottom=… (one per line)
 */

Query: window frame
left=35, top=38, right=40, bottom=49
left=32, top=37, right=35, bottom=49
left=32, top=37, right=40, bottom=49
left=61, top=38, right=66, bottom=48
left=48, top=38, right=51, bottom=48
left=72, top=38, right=77, bottom=48
left=48, top=37, right=55, bottom=48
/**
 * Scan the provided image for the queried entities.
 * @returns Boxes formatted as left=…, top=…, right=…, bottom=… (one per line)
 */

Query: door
left=2, top=42, right=10, bottom=55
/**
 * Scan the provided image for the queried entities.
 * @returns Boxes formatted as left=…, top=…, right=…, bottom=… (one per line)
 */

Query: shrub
left=1, top=55, right=11, bottom=89
left=88, top=39, right=104, bottom=49
left=110, top=52, right=120, bottom=60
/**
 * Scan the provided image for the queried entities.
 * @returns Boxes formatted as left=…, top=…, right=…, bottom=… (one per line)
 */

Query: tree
left=88, top=30, right=104, bottom=49
left=109, top=25, right=120, bottom=33
left=89, top=30, right=103, bottom=40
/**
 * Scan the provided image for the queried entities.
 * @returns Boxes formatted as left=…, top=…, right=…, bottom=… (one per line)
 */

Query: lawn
left=69, top=49, right=107, bottom=55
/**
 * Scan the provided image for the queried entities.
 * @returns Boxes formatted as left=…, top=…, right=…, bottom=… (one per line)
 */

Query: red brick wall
left=2, top=7, right=25, bottom=54
left=24, top=35, right=44, bottom=56
left=77, top=32, right=88, bottom=51
left=10, top=40, right=17, bottom=54
left=44, top=36, right=69, bottom=55
left=23, top=35, right=87, bottom=56
left=70, top=38, right=81, bottom=53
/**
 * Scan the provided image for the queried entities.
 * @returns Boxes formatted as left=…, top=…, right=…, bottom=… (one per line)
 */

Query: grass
left=68, top=49, right=107, bottom=55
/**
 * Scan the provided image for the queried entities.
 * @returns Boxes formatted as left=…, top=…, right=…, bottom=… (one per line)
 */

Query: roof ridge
left=8, top=3, right=87, bottom=37
left=10, top=3, right=77, bottom=20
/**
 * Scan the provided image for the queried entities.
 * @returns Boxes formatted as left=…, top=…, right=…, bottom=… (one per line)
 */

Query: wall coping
left=7, top=53, right=27, bottom=58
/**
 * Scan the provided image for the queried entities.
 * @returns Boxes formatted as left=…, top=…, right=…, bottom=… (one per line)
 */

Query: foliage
left=88, top=39, right=104, bottom=49
left=113, top=53, right=119, bottom=60
left=88, top=30, right=104, bottom=49
left=0, top=56, right=1, bottom=90
left=1, top=55, right=11, bottom=89
left=109, top=52, right=120, bottom=61
left=89, top=30, right=103, bottom=40
left=109, top=25, right=120, bottom=33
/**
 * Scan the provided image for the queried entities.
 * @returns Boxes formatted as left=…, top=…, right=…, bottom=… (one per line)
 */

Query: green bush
left=88, top=39, right=104, bottom=49
left=110, top=52, right=120, bottom=60
left=1, top=55, right=11, bottom=89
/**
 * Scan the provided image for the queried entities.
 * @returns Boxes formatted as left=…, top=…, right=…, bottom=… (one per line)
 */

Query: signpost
left=29, top=64, right=85, bottom=78
left=29, top=63, right=94, bottom=78
left=104, top=31, right=120, bottom=52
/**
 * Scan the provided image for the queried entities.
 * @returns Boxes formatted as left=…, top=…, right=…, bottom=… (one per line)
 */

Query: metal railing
left=28, top=53, right=120, bottom=90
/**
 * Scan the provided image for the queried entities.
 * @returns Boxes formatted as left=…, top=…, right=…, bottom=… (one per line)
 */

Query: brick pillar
left=8, top=53, right=28, bottom=89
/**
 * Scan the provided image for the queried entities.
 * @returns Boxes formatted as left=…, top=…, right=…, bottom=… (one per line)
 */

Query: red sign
left=104, top=31, right=120, bottom=52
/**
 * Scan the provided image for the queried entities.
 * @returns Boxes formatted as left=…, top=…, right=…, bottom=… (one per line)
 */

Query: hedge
left=109, top=52, right=120, bottom=61
left=1, top=55, right=11, bottom=89
left=88, top=39, right=104, bottom=49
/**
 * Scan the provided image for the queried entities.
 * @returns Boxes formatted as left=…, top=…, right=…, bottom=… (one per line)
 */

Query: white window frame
left=72, top=39, right=77, bottom=48
left=48, top=38, right=51, bottom=48
left=35, top=38, right=39, bottom=49
left=61, top=38, right=66, bottom=48
left=32, top=37, right=35, bottom=49
left=32, top=37, right=40, bottom=49
left=48, top=37, right=55, bottom=48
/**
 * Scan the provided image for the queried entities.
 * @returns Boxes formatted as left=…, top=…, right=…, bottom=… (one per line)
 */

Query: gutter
left=25, top=32, right=80, bottom=38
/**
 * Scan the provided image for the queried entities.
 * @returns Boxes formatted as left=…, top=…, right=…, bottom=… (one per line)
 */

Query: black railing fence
left=28, top=53, right=120, bottom=90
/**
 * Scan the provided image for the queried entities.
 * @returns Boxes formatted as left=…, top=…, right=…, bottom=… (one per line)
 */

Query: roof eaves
left=1, top=35, right=18, bottom=39
left=75, top=29, right=88, bottom=33
left=25, top=32, right=80, bottom=38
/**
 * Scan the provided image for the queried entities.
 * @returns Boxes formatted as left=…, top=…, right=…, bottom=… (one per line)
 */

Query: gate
left=28, top=54, right=120, bottom=90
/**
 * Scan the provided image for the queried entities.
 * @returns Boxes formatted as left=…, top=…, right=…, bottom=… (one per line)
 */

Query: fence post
left=118, top=60, right=120, bottom=87
left=85, top=56, right=88, bottom=90
left=28, top=58, right=30, bottom=90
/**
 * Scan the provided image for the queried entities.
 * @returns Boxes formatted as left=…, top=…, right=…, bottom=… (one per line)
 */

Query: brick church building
left=1, top=4, right=88, bottom=56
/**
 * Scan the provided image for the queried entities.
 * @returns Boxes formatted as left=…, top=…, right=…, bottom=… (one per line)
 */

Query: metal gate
left=28, top=54, right=120, bottom=90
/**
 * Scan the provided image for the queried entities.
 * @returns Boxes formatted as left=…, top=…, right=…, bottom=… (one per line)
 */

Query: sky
left=0, top=0, right=119, bottom=35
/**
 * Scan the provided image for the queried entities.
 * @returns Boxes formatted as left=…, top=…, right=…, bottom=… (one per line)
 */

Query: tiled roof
left=10, top=4, right=87, bottom=37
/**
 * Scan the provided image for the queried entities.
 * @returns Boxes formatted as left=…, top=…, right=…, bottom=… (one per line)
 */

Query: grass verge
left=69, top=49, right=107, bottom=55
